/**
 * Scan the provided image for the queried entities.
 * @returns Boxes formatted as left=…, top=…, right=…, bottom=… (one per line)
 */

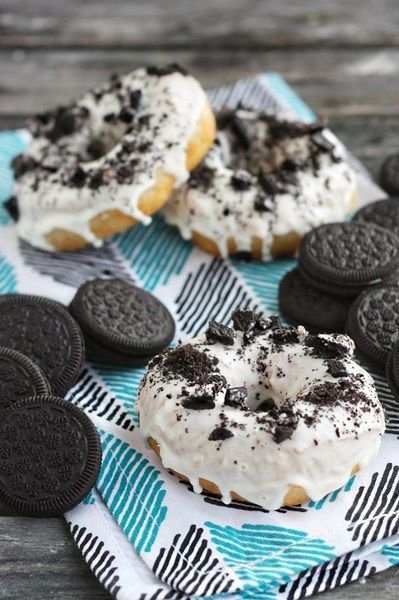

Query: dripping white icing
left=138, top=322, right=385, bottom=510
left=15, top=67, right=209, bottom=250
left=163, top=110, right=356, bottom=260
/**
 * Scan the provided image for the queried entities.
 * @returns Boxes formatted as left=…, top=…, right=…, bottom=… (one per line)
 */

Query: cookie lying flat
left=70, top=278, right=175, bottom=365
left=0, top=346, right=51, bottom=410
left=299, top=222, right=399, bottom=297
left=0, top=395, right=101, bottom=516
left=353, top=198, right=399, bottom=238
left=0, top=295, right=85, bottom=395
left=279, top=268, right=352, bottom=332
left=380, top=155, right=399, bottom=195
left=346, top=285, right=399, bottom=366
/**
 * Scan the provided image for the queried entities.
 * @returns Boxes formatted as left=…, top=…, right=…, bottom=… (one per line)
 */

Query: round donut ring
left=13, top=64, right=216, bottom=252
left=137, top=310, right=384, bottom=510
left=163, top=109, right=357, bottom=261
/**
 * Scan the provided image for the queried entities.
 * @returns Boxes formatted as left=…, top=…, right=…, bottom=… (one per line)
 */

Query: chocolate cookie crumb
left=225, top=386, right=247, bottom=408
left=206, top=321, right=236, bottom=346
left=182, top=394, right=215, bottom=410
left=208, top=426, right=234, bottom=441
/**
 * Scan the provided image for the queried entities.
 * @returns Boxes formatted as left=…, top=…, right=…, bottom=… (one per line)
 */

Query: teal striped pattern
left=264, top=74, right=316, bottom=122
left=82, top=490, right=96, bottom=505
left=0, top=131, right=28, bottom=225
left=205, top=522, right=335, bottom=591
left=233, top=258, right=295, bottom=315
left=113, top=216, right=192, bottom=290
left=381, top=544, right=399, bottom=566
left=308, top=476, right=356, bottom=510
left=0, top=254, right=17, bottom=294
left=97, top=431, right=167, bottom=553
left=90, top=361, right=144, bottom=426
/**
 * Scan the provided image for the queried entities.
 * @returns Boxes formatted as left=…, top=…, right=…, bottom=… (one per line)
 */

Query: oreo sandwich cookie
left=0, top=395, right=101, bottom=516
left=346, top=284, right=399, bottom=366
left=385, top=351, right=398, bottom=400
left=380, top=154, right=399, bottom=195
left=70, top=278, right=175, bottom=364
left=278, top=268, right=352, bottom=332
left=353, top=198, right=399, bottom=238
left=299, top=222, right=399, bottom=297
left=0, top=295, right=85, bottom=396
left=0, top=346, right=51, bottom=410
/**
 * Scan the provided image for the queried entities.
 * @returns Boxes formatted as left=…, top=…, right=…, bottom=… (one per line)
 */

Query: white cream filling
left=15, top=68, right=208, bottom=250
left=138, top=329, right=385, bottom=510
left=163, top=113, right=356, bottom=260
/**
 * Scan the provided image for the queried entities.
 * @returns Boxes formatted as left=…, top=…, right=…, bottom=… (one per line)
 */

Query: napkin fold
left=1, top=74, right=398, bottom=600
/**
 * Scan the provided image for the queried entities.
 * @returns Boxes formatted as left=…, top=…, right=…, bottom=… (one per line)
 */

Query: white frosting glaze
left=163, top=110, right=356, bottom=260
left=138, top=318, right=385, bottom=510
left=14, top=67, right=209, bottom=250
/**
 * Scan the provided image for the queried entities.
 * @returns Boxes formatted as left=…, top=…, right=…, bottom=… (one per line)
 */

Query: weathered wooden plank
left=0, top=48, right=398, bottom=120
left=0, top=516, right=110, bottom=599
left=1, top=0, right=399, bottom=48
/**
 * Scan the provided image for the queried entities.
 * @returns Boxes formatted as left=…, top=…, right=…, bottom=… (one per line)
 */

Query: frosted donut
left=12, top=64, right=216, bottom=252
left=137, top=310, right=385, bottom=510
left=163, top=109, right=357, bottom=261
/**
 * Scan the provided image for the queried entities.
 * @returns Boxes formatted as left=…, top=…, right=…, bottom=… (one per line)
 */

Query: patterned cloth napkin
left=1, top=74, right=399, bottom=600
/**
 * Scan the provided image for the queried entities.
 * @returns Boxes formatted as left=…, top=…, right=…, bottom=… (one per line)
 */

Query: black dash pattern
left=345, top=462, right=399, bottom=546
left=151, top=524, right=235, bottom=596
left=68, top=523, right=121, bottom=597
left=19, top=239, right=134, bottom=288
left=175, top=257, right=258, bottom=337
left=279, top=551, right=376, bottom=599
left=66, top=368, right=135, bottom=431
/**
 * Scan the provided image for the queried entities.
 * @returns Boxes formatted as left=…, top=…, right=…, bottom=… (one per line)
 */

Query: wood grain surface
left=0, top=0, right=398, bottom=598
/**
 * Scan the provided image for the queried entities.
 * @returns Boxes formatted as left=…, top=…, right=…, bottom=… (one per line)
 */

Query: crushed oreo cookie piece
left=162, top=345, right=219, bottom=384
left=119, top=107, right=134, bottom=123
left=11, top=155, right=37, bottom=179
left=146, top=63, right=188, bottom=77
left=232, top=308, right=256, bottom=332
left=130, top=90, right=142, bottom=109
left=206, top=321, right=236, bottom=346
left=258, top=169, right=278, bottom=195
left=311, top=132, right=334, bottom=153
left=208, top=426, right=234, bottom=441
left=87, top=139, right=106, bottom=159
left=181, top=394, right=215, bottom=410
left=231, top=171, right=252, bottom=191
left=204, top=373, right=227, bottom=390
left=305, top=335, right=347, bottom=359
left=271, top=327, right=299, bottom=345
left=231, top=117, right=251, bottom=150
left=273, top=425, right=293, bottom=444
left=225, top=386, right=247, bottom=408
left=190, top=164, right=215, bottom=191
left=70, top=166, right=87, bottom=188
left=4, top=196, right=19, bottom=221
left=327, top=359, right=348, bottom=378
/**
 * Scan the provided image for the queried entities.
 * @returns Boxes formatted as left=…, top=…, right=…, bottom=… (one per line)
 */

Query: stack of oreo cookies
left=69, top=278, right=175, bottom=366
left=0, top=279, right=175, bottom=516
left=279, top=208, right=399, bottom=381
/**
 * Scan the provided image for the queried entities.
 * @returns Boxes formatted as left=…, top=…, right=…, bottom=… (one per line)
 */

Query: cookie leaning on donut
left=12, top=64, right=216, bottom=252
left=137, top=310, right=384, bottom=510
left=163, top=109, right=357, bottom=261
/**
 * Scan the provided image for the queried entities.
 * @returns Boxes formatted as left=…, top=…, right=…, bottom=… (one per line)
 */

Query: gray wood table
left=0, top=1, right=398, bottom=597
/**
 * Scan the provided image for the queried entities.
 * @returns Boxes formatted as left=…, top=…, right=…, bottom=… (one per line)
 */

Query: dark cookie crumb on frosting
left=206, top=321, right=236, bottom=346
left=160, top=344, right=219, bottom=384
left=208, top=426, right=234, bottom=441
left=182, top=394, right=216, bottom=411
